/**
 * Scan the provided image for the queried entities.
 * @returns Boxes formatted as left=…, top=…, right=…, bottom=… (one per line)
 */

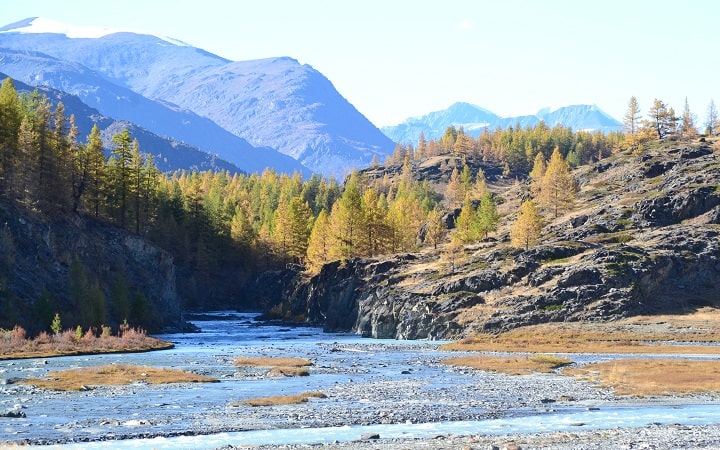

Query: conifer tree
left=445, top=167, right=463, bottom=208
left=679, top=97, right=697, bottom=138
left=306, top=209, right=332, bottom=272
left=623, top=96, right=641, bottom=146
left=453, top=194, right=480, bottom=244
left=108, top=129, right=134, bottom=229
left=538, top=147, right=577, bottom=218
left=510, top=200, right=544, bottom=250
left=84, top=124, right=106, bottom=217
left=0, top=78, right=20, bottom=194
left=529, top=152, right=546, bottom=197
left=329, top=172, right=363, bottom=259
left=474, top=168, right=488, bottom=197
left=424, top=206, right=446, bottom=249
left=705, top=100, right=718, bottom=136
left=645, top=99, right=675, bottom=140
left=477, top=191, right=500, bottom=239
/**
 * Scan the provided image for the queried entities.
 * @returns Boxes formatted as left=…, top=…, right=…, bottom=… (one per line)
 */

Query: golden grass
left=21, top=364, right=218, bottom=391
left=442, top=322, right=720, bottom=355
left=566, top=359, right=720, bottom=396
left=233, top=356, right=313, bottom=377
left=234, top=391, right=326, bottom=407
left=233, top=356, right=312, bottom=367
left=442, top=354, right=572, bottom=375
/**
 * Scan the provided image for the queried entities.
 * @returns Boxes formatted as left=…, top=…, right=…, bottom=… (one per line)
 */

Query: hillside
left=248, top=139, right=720, bottom=339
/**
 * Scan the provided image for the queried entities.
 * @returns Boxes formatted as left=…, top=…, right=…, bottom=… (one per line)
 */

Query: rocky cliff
left=0, top=202, right=185, bottom=333
left=248, top=140, right=720, bottom=339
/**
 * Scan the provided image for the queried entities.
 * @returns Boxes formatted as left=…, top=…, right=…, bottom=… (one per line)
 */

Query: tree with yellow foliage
left=537, top=147, right=577, bottom=218
left=510, top=200, right=544, bottom=250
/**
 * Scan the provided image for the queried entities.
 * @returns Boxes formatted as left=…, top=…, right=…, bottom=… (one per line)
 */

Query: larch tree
left=510, top=200, right=544, bottom=250
left=453, top=194, right=480, bottom=244
left=645, top=99, right=676, bottom=140
left=538, top=147, right=577, bottom=218
left=529, top=152, right=546, bottom=197
left=445, top=167, right=463, bottom=208
left=477, top=191, right=500, bottom=239
left=108, top=129, right=134, bottom=229
left=306, top=208, right=332, bottom=272
left=679, top=97, right=697, bottom=138
left=474, top=168, right=488, bottom=197
left=623, top=96, right=642, bottom=145
left=328, top=172, right=364, bottom=260
left=424, top=206, right=446, bottom=249
left=0, top=78, right=20, bottom=193
left=705, top=100, right=718, bottom=136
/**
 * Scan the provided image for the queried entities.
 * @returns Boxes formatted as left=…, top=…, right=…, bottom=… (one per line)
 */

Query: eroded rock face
left=0, top=203, right=183, bottom=332
left=250, top=143, right=720, bottom=340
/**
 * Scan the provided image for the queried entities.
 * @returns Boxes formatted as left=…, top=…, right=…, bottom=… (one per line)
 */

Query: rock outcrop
left=0, top=202, right=184, bottom=332
left=248, top=141, right=720, bottom=340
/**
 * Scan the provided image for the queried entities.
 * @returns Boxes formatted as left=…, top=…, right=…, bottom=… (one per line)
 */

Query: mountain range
left=0, top=17, right=395, bottom=178
left=381, top=102, right=622, bottom=145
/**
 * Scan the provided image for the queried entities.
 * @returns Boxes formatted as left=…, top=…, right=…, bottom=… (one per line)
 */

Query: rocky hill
left=0, top=201, right=186, bottom=333
left=246, top=139, right=720, bottom=339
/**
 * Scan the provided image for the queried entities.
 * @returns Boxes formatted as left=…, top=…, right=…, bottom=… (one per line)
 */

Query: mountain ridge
left=0, top=17, right=395, bottom=178
left=382, top=102, right=622, bottom=145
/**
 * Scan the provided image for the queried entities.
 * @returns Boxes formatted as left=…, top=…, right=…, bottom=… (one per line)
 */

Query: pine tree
left=510, top=200, right=544, bottom=250
left=538, top=147, right=577, bottom=218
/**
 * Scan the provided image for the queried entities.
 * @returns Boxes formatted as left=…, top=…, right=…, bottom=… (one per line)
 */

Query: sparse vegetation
left=0, top=325, right=173, bottom=360
left=233, top=356, right=313, bottom=377
left=442, top=354, right=572, bottom=375
left=567, top=359, right=720, bottom=396
left=442, top=322, right=720, bottom=355
left=234, top=391, right=326, bottom=407
left=21, top=364, right=217, bottom=391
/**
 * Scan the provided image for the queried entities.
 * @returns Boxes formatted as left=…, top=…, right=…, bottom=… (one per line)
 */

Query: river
left=1, top=312, right=718, bottom=448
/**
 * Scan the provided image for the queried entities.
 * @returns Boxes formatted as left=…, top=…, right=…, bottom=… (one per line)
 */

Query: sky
left=2, top=0, right=719, bottom=127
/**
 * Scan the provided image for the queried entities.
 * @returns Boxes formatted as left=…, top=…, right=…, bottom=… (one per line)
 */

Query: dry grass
left=0, top=326, right=174, bottom=360
left=442, top=354, right=572, bottom=375
left=233, top=356, right=312, bottom=367
left=566, top=359, right=720, bottom=396
left=21, top=364, right=218, bottom=391
left=442, top=322, right=720, bottom=355
left=233, top=356, right=313, bottom=377
left=234, top=391, right=326, bottom=407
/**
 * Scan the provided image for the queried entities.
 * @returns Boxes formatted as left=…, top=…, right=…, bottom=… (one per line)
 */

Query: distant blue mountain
left=0, top=18, right=395, bottom=178
left=381, top=102, right=622, bottom=144
left=2, top=73, right=242, bottom=173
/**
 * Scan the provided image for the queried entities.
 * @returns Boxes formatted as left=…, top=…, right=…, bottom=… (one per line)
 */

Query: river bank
left=2, top=313, right=719, bottom=448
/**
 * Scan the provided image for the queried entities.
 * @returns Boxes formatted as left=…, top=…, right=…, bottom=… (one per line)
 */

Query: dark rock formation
left=0, top=202, right=184, bottom=333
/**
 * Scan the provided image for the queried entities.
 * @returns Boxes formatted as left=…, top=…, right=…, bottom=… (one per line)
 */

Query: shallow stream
left=1, top=312, right=718, bottom=448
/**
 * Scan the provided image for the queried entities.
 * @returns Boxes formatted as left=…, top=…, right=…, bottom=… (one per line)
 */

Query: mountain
left=2, top=74, right=244, bottom=173
left=0, top=47, right=308, bottom=176
left=382, top=102, right=622, bottom=144
left=0, top=18, right=395, bottom=178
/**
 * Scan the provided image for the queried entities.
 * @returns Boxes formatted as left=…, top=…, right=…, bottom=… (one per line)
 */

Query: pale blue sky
left=3, top=0, right=718, bottom=127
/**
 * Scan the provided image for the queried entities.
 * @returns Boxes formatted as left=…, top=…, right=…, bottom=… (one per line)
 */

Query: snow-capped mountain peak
left=0, top=17, right=189, bottom=46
